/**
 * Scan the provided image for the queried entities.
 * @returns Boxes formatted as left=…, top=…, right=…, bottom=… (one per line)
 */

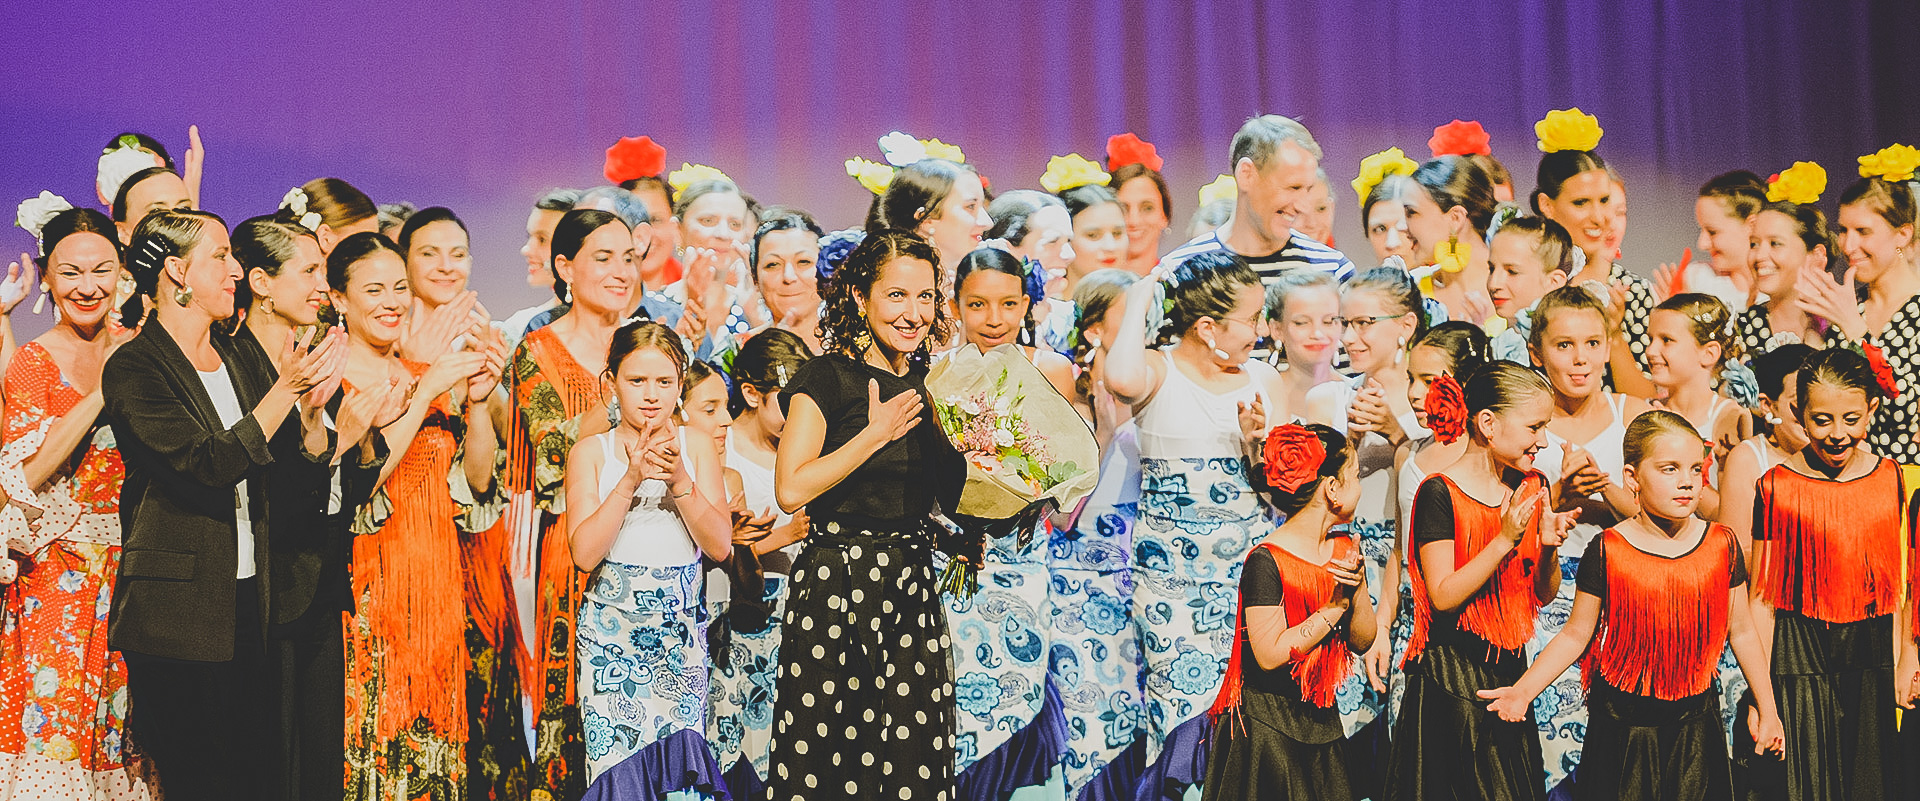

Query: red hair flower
left=1425, top=374, right=1469, bottom=444
left=604, top=136, right=667, bottom=185
left=1863, top=341, right=1901, bottom=399
left=1106, top=133, right=1164, bottom=172
left=1263, top=424, right=1326, bottom=494
left=1429, top=120, right=1492, bottom=158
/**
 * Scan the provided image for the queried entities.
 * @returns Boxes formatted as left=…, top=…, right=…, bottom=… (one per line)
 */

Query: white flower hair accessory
left=97, top=143, right=158, bottom=205
left=877, top=132, right=927, bottom=167
left=15, top=191, right=74, bottom=249
left=280, top=187, right=322, bottom=232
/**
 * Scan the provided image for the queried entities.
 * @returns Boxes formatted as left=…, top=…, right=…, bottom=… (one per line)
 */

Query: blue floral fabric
left=708, top=568, right=792, bottom=784
left=1046, top=501, right=1142, bottom=794
left=577, top=560, right=713, bottom=785
left=947, top=529, right=1052, bottom=776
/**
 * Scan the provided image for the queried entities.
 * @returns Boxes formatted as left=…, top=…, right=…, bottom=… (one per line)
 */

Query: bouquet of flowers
left=927, top=344, right=1099, bottom=594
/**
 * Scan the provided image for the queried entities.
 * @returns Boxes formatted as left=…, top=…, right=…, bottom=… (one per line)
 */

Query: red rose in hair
left=604, top=136, right=667, bottom=184
left=1263, top=424, right=1326, bottom=494
left=1428, top=120, right=1492, bottom=158
left=1426, top=374, right=1469, bottom=444
left=1863, top=341, right=1901, bottom=399
left=1106, top=133, right=1164, bottom=172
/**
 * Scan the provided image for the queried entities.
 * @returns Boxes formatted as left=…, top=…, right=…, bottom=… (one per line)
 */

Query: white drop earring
left=1204, top=336, right=1230, bottom=361
left=1394, top=335, right=1407, bottom=366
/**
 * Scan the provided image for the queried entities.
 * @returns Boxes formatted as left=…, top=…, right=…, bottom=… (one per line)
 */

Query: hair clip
left=775, top=364, right=790, bottom=387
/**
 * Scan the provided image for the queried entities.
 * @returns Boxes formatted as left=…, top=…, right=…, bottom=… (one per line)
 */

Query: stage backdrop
left=3, top=0, right=1915, bottom=336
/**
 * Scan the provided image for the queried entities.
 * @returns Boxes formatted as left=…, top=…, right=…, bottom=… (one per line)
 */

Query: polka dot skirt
left=1864, top=296, right=1920, bottom=465
left=1612, top=263, right=1655, bottom=372
left=766, top=520, right=955, bottom=801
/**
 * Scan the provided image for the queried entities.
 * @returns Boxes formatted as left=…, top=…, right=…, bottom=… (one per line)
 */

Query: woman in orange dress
left=0, top=204, right=148, bottom=799
left=505, top=209, right=640, bottom=797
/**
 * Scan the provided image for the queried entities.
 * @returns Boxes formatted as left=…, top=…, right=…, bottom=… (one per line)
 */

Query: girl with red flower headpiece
left=1106, top=133, right=1174, bottom=276
left=1384, top=360, right=1576, bottom=801
left=1480, top=410, right=1783, bottom=800
left=1203, top=423, right=1375, bottom=800
left=1749, top=346, right=1916, bottom=799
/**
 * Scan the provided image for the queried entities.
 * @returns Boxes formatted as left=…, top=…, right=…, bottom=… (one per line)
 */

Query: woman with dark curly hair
left=767, top=229, right=966, bottom=801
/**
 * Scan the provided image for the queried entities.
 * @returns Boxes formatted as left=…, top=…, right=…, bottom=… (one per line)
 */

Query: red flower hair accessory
left=1429, top=120, right=1492, bottom=158
left=1863, top=341, right=1901, bottom=399
left=604, top=136, right=667, bottom=185
left=1263, top=424, right=1326, bottom=494
left=1425, top=374, right=1469, bottom=444
left=1106, top=133, right=1164, bottom=172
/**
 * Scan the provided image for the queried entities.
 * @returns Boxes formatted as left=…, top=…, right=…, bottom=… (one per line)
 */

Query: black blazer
left=230, top=327, right=386, bottom=631
left=103, top=323, right=312, bottom=661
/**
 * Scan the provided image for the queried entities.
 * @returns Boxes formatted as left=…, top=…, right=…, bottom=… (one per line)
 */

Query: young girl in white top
left=1646, top=293, right=1750, bottom=519
left=564, top=320, right=732, bottom=796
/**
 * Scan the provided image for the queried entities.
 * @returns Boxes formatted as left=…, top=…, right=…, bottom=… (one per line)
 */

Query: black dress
left=766, top=354, right=965, bottom=801
left=1202, top=547, right=1355, bottom=801
left=1384, top=477, right=1546, bottom=801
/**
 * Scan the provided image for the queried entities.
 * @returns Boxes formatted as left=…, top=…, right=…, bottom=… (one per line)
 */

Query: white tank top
left=1742, top=437, right=1785, bottom=475
left=725, top=429, right=791, bottom=526
left=1135, top=356, right=1273, bottom=462
left=1534, top=393, right=1631, bottom=559
left=594, top=429, right=699, bottom=567
left=1398, top=436, right=1437, bottom=536
left=1322, top=375, right=1432, bottom=530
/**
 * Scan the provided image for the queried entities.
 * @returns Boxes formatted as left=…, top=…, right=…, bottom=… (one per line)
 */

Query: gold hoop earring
left=172, top=286, right=194, bottom=307
left=262, top=296, right=276, bottom=317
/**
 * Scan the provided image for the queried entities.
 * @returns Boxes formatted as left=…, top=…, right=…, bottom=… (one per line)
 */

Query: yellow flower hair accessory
left=667, top=163, right=731, bottom=199
left=845, top=157, right=894, bottom=195
left=1351, top=147, right=1419, bottom=204
left=1197, top=174, right=1236, bottom=206
left=920, top=138, right=965, bottom=164
left=1858, top=144, right=1920, bottom=182
left=1039, top=154, right=1110, bottom=194
left=1534, top=108, right=1604, bottom=153
left=1765, top=161, right=1827, bottom=205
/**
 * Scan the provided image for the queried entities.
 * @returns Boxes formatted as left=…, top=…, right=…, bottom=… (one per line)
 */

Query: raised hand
left=1795, top=266, right=1865, bottom=341
left=1236, top=395, right=1266, bottom=443
left=1324, top=550, right=1364, bottom=591
left=401, top=292, right=479, bottom=363
left=1499, top=486, right=1545, bottom=546
left=282, top=326, right=346, bottom=395
left=1476, top=685, right=1533, bottom=723
left=862, top=379, right=924, bottom=443
left=183, top=125, right=205, bottom=208
left=336, top=379, right=397, bottom=449
left=1539, top=507, right=1579, bottom=548
left=464, top=328, right=510, bottom=403
left=1651, top=261, right=1682, bottom=302
left=372, top=365, right=417, bottom=429
left=638, top=422, right=681, bottom=485
left=1, top=254, right=36, bottom=314
left=419, top=350, right=487, bottom=400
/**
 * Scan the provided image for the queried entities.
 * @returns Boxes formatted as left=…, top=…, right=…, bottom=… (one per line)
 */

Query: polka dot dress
left=1611, top=263, right=1655, bottom=373
left=1863, top=295, right=1920, bottom=465
left=766, top=520, right=954, bottom=801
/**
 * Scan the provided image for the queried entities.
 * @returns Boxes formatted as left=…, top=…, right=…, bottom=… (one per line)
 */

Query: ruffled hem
left=1075, top=738, right=1143, bottom=801
left=0, top=751, right=151, bottom=800
left=581, top=728, right=730, bottom=801
left=957, top=678, right=1069, bottom=801
left=1129, top=713, right=1209, bottom=801
left=721, top=756, right=764, bottom=800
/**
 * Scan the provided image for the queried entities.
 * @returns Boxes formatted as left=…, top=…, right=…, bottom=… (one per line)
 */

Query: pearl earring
left=1204, top=336, right=1230, bottom=361
left=1394, top=335, right=1407, bottom=365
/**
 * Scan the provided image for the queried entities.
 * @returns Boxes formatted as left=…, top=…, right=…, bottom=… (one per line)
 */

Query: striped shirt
left=1158, top=226, right=1357, bottom=284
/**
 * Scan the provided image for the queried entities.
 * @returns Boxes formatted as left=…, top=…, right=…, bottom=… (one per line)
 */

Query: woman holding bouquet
left=1104, top=249, right=1284, bottom=799
left=769, top=229, right=966, bottom=801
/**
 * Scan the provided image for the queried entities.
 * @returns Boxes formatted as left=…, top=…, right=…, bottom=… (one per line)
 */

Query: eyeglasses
left=1216, top=314, right=1267, bottom=330
left=1334, top=314, right=1404, bottom=332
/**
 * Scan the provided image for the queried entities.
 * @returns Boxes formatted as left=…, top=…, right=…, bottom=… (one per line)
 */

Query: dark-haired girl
left=0, top=204, right=148, bottom=797
left=1385, top=361, right=1574, bottom=801
left=943, top=246, right=1075, bottom=797
left=279, top=177, right=379, bottom=256
left=110, top=167, right=193, bottom=247
left=396, top=206, right=490, bottom=365
left=709, top=328, right=812, bottom=789
left=328, top=233, right=510, bottom=800
left=870, top=158, right=991, bottom=289
left=1399, top=156, right=1500, bottom=326
left=1305, top=268, right=1430, bottom=761
left=565, top=320, right=734, bottom=798
left=505, top=209, right=640, bottom=799
left=767, top=229, right=965, bottom=801
left=1480, top=411, right=1782, bottom=800
left=1061, top=184, right=1128, bottom=287
left=1751, top=346, right=1916, bottom=799
left=104, top=209, right=346, bottom=797
left=1105, top=250, right=1283, bottom=798
left=1203, top=423, right=1375, bottom=801
left=1738, top=198, right=1834, bottom=354
left=1265, top=269, right=1343, bottom=414
left=1795, top=170, right=1920, bottom=465
left=985, top=190, right=1076, bottom=353
left=1532, top=114, right=1656, bottom=387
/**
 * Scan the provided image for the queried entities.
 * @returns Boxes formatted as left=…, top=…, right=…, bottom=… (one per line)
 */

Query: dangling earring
left=1394, top=335, right=1407, bottom=365
left=1276, top=346, right=1289, bottom=372
left=172, top=285, right=194, bottom=307
left=32, top=283, right=47, bottom=316
left=1204, top=336, right=1230, bottom=361
left=261, top=296, right=276, bottom=317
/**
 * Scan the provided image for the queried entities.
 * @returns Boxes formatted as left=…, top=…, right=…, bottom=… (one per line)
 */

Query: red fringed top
left=1753, top=459, right=1905, bottom=624
left=1582, top=524, right=1740, bottom=700
left=1403, top=472, right=1548, bottom=664
left=1210, top=538, right=1357, bottom=721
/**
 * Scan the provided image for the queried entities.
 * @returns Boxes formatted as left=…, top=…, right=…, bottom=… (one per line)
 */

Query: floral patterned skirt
left=344, top=609, right=468, bottom=800
left=947, top=532, right=1051, bottom=778
left=708, top=566, right=792, bottom=786
left=1045, top=507, right=1142, bottom=795
left=576, top=560, right=712, bottom=787
left=0, top=540, right=149, bottom=800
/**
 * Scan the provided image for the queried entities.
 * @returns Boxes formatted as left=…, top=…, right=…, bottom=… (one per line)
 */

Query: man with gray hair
left=1160, top=114, right=1355, bottom=284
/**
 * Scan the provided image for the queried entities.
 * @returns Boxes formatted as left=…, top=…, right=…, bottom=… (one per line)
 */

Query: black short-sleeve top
left=781, top=354, right=964, bottom=525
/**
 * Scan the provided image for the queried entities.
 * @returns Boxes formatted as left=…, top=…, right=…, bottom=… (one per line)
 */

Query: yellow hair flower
left=1858, top=144, right=1920, bottom=182
left=1534, top=108, right=1604, bottom=153
left=1039, top=154, right=1110, bottom=194
left=920, top=138, right=966, bottom=164
left=1197, top=174, right=1235, bottom=207
left=845, top=157, right=894, bottom=195
left=1351, top=147, right=1419, bottom=204
left=1765, top=161, right=1827, bottom=205
left=667, top=163, right=731, bottom=198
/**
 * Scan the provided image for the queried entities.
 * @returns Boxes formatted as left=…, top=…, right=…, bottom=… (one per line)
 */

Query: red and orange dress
left=342, top=362, right=506, bottom=800
left=0, top=343, right=149, bottom=799
left=1752, top=457, right=1908, bottom=801
left=1385, top=471, right=1550, bottom=801
left=1203, top=538, right=1358, bottom=801
left=505, top=326, right=602, bottom=799
left=1575, top=523, right=1745, bottom=800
